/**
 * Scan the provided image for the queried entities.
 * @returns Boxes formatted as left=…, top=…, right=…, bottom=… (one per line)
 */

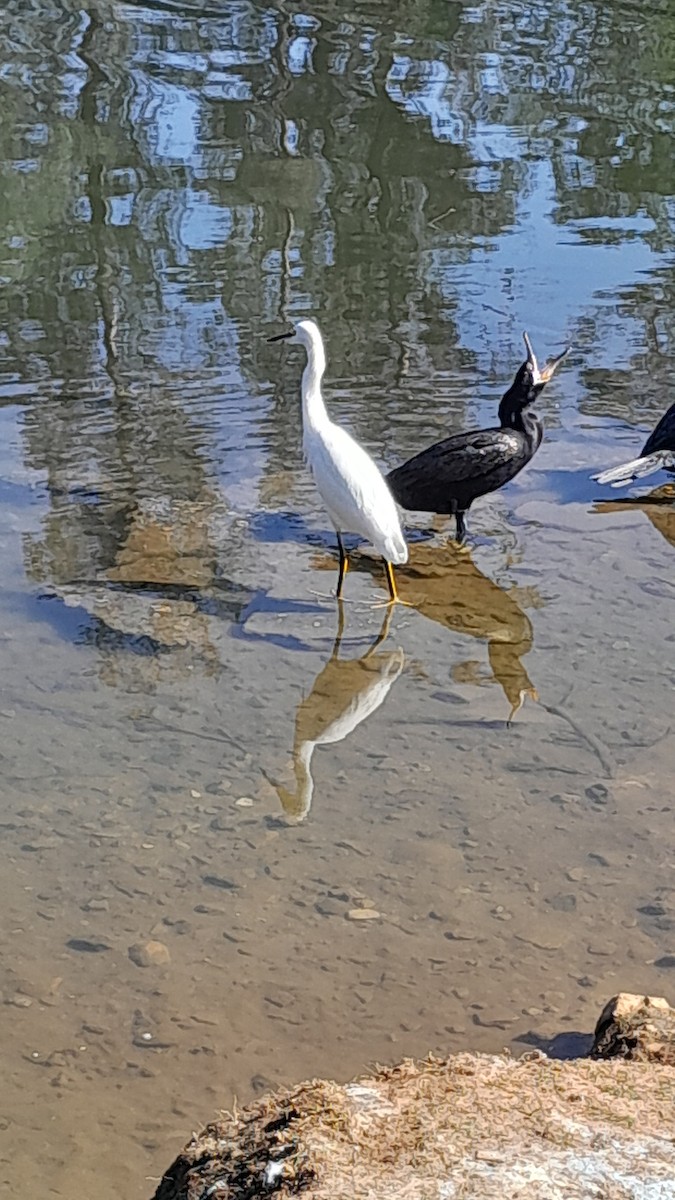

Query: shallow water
left=1, top=1, right=674, bottom=1196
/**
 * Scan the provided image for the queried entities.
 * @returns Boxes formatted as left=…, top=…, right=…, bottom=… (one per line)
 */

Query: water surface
left=1, top=1, right=674, bottom=1196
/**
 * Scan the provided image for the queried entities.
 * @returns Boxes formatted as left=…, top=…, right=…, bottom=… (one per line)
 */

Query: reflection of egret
left=387, top=333, right=569, bottom=541
left=317, top=542, right=539, bottom=722
left=594, top=484, right=675, bottom=549
left=270, top=607, right=404, bottom=822
left=268, top=320, right=408, bottom=602
left=593, top=400, right=675, bottom=487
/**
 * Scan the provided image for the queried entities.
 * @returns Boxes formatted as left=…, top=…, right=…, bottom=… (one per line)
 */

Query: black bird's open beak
left=267, top=330, right=295, bottom=343
left=523, top=331, right=571, bottom=386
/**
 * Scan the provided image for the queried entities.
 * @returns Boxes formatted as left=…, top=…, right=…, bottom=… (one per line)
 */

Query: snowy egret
left=593, top=399, right=675, bottom=487
left=387, top=333, right=570, bottom=541
left=268, top=319, right=408, bottom=602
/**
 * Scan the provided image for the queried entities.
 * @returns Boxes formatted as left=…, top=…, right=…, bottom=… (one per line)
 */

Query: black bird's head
left=499, top=332, right=570, bottom=423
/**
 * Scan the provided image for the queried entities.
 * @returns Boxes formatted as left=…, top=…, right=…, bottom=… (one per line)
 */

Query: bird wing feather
left=388, top=428, right=522, bottom=503
left=305, top=423, right=407, bottom=563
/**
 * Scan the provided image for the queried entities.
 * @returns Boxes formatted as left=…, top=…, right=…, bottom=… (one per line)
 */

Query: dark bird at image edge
left=593, top=399, right=675, bottom=488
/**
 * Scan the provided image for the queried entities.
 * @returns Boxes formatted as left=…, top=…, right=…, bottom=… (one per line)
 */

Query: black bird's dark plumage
left=387, top=333, right=570, bottom=541
left=641, top=400, right=675, bottom=457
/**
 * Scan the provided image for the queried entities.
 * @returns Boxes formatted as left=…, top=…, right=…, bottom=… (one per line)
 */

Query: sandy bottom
left=0, top=435, right=674, bottom=1199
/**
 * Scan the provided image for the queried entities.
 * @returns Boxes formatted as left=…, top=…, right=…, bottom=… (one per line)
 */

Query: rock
left=347, top=909, right=381, bottom=921
left=202, top=875, right=237, bottom=890
left=66, top=938, right=110, bottom=954
left=152, top=999, right=675, bottom=1200
left=585, top=783, right=609, bottom=804
left=591, top=992, right=675, bottom=1063
left=128, top=940, right=171, bottom=968
left=565, top=867, right=584, bottom=882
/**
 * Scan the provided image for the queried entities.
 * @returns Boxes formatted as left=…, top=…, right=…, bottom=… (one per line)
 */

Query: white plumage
left=593, top=450, right=675, bottom=488
left=303, top=421, right=407, bottom=564
left=270, top=318, right=408, bottom=602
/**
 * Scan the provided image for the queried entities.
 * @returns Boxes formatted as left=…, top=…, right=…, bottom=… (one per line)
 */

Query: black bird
left=593, top=399, right=675, bottom=487
left=387, top=333, right=570, bottom=541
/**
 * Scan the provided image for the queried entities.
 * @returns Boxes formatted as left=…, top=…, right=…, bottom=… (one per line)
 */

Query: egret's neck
left=276, top=740, right=315, bottom=823
left=301, top=335, right=329, bottom=434
left=291, top=740, right=315, bottom=817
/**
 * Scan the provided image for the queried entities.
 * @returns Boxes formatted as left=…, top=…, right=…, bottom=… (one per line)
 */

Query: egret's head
left=267, top=319, right=322, bottom=351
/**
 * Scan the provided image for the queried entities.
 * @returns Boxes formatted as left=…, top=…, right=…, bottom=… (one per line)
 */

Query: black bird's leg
left=336, top=531, right=348, bottom=599
left=455, top=510, right=467, bottom=543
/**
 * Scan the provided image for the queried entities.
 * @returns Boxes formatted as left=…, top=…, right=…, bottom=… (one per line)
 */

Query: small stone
left=7, top=995, right=32, bottom=1008
left=347, top=909, right=381, bottom=921
left=654, top=954, right=675, bottom=969
left=588, top=853, right=612, bottom=868
left=585, top=784, right=608, bottom=804
left=141, top=842, right=154, bottom=850
left=235, top=797, right=254, bottom=808
left=190, top=789, right=201, bottom=799
left=566, top=868, right=584, bottom=882
left=66, top=938, right=110, bottom=954
left=128, top=940, right=171, bottom=968
left=202, top=875, right=237, bottom=890
left=587, top=942, right=616, bottom=956
left=82, top=898, right=109, bottom=913
left=162, top=918, right=191, bottom=935
left=548, top=893, right=577, bottom=913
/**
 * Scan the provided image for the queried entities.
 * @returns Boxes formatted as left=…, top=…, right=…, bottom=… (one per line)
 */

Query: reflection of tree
left=579, top=269, right=675, bottom=430
left=24, top=492, right=253, bottom=691
left=1, top=0, right=673, bottom=626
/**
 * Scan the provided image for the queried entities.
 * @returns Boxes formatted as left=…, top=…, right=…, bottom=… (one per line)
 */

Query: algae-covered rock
left=591, top=991, right=675, bottom=1063
left=152, top=995, right=675, bottom=1200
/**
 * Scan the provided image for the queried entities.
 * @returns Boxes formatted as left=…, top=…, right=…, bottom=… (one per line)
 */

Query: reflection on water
left=594, top=484, right=675, bottom=552
left=1, top=0, right=675, bottom=1197
left=317, top=542, right=540, bottom=722
left=25, top=492, right=255, bottom=689
left=270, top=607, right=404, bottom=822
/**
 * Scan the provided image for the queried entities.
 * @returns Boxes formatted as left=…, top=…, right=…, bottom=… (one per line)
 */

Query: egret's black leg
left=336, top=531, right=348, bottom=599
left=331, top=598, right=346, bottom=657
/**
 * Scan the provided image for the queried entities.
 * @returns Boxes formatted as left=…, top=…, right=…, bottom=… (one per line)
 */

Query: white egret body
left=269, top=319, right=408, bottom=601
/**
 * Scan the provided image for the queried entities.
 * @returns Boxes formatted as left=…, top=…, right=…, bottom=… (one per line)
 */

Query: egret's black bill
left=267, top=330, right=294, bottom=342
